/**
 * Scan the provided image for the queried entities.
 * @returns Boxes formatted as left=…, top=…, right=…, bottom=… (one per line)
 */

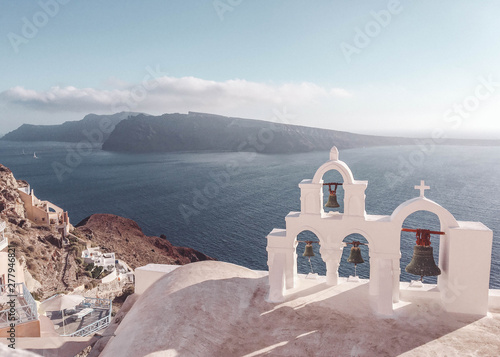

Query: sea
left=0, top=141, right=499, bottom=288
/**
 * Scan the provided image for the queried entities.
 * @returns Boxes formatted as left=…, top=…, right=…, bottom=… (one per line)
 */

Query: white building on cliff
left=17, top=185, right=71, bottom=236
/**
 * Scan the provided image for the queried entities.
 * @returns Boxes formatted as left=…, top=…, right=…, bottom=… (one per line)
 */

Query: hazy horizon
left=1, top=1, right=500, bottom=139
left=1, top=110, right=499, bottom=141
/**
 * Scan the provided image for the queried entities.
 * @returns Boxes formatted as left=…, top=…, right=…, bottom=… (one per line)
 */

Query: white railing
left=0, top=283, right=38, bottom=328
left=64, top=314, right=111, bottom=337
left=62, top=297, right=112, bottom=337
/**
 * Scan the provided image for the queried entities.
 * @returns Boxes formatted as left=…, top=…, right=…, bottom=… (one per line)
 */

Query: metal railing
left=0, top=283, right=38, bottom=328
left=62, top=297, right=112, bottom=337
left=65, top=314, right=111, bottom=337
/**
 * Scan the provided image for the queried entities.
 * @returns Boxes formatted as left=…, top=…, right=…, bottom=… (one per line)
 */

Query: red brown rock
left=75, top=213, right=214, bottom=269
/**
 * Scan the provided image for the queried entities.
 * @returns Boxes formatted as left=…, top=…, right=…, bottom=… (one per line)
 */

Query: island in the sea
left=3, top=111, right=499, bottom=154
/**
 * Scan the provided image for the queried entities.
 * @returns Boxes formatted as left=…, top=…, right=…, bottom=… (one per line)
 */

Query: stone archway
left=306, top=147, right=367, bottom=217
left=399, top=210, right=441, bottom=284
left=311, top=147, right=355, bottom=185
left=340, top=233, right=371, bottom=279
left=391, top=197, right=459, bottom=230
left=295, top=230, right=325, bottom=276
left=321, top=169, right=345, bottom=214
left=390, top=197, right=459, bottom=299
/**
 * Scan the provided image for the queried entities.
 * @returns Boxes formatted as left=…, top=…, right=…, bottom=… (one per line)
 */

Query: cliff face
left=1, top=112, right=137, bottom=143
left=0, top=165, right=25, bottom=219
left=74, top=214, right=213, bottom=269
left=0, top=164, right=212, bottom=300
left=101, top=112, right=413, bottom=153
left=1, top=164, right=80, bottom=297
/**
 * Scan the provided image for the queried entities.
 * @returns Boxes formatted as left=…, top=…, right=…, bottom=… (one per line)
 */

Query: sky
left=1, top=0, right=500, bottom=138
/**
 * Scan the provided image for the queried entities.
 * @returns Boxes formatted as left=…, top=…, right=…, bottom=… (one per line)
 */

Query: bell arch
left=296, top=230, right=326, bottom=276
left=298, top=147, right=367, bottom=217
left=288, top=225, right=324, bottom=244
left=390, top=198, right=459, bottom=301
left=399, top=210, right=442, bottom=285
left=311, top=161, right=355, bottom=185
left=340, top=233, right=371, bottom=279
left=332, top=227, right=376, bottom=249
left=321, top=169, right=345, bottom=213
left=390, top=197, right=459, bottom=230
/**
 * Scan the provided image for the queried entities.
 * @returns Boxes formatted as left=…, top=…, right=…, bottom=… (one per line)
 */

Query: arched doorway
left=400, top=210, right=442, bottom=284
left=340, top=233, right=370, bottom=279
left=295, top=230, right=326, bottom=276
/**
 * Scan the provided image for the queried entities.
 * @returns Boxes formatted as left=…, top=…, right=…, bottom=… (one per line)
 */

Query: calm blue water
left=1, top=142, right=499, bottom=288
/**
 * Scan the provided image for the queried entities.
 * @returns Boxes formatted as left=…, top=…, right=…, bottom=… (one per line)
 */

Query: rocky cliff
left=74, top=214, right=213, bottom=269
left=1, top=163, right=70, bottom=298
left=0, top=164, right=212, bottom=299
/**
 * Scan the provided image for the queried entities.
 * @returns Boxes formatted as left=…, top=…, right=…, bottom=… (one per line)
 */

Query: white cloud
left=5, top=76, right=495, bottom=139
left=0, top=77, right=352, bottom=123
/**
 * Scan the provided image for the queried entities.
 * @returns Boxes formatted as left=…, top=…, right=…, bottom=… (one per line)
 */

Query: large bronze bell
left=303, top=242, right=315, bottom=257
left=347, top=247, right=364, bottom=265
left=403, top=228, right=444, bottom=280
left=325, top=192, right=340, bottom=208
left=405, top=245, right=441, bottom=278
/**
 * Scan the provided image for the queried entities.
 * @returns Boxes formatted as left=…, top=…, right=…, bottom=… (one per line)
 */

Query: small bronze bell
left=303, top=242, right=315, bottom=257
left=323, top=182, right=342, bottom=209
left=402, top=228, right=444, bottom=281
left=301, top=241, right=317, bottom=274
left=325, top=192, right=340, bottom=208
left=347, top=246, right=364, bottom=265
left=346, top=241, right=366, bottom=277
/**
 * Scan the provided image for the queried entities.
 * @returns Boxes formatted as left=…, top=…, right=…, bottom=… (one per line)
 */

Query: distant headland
left=2, top=111, right=499, bottom=153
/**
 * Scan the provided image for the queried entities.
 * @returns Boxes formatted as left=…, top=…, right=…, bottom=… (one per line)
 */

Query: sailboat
left=22, top=149, right=26, bottom=155
left=33, top=152, right=38, bottom=159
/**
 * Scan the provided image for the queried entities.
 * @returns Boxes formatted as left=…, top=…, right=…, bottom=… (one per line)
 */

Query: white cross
left=415, top=180, right=430, bottom=197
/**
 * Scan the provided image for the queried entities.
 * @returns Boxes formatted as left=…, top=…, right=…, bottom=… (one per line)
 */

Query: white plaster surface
left=101, top=261, right=500, bottom=357
left=135, top=264, right=181, bottom=295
